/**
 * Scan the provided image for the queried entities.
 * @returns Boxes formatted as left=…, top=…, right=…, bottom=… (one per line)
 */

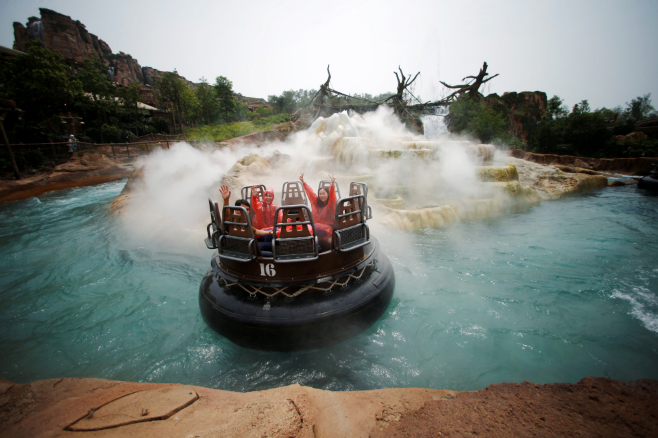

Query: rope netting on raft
left=218, top=262, right=373, bottom=299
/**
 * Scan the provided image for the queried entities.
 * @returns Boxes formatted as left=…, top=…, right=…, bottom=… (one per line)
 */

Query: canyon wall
left=12, top=8, right=194, bottom=91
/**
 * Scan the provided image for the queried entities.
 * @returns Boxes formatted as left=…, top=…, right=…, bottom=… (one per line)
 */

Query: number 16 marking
left=259, top=263, right=276, bottom=277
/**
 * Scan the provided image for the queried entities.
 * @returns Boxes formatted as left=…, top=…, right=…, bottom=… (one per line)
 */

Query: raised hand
left=299, top=173, right=305, bottom=183
left=219, top=185, right=231, bottom=202
left=329, top=173, right=336, bottom=187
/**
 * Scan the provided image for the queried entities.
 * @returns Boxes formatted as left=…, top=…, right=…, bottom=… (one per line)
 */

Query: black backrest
left=272, top=205, right=319, bottom=262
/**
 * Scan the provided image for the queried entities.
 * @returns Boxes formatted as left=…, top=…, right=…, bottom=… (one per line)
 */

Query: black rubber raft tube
left=638, top=175, right=658, bottom=192
left=199, top=243, right=395, bottom=351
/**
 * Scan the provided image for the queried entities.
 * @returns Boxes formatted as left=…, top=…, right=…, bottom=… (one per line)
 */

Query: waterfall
left=421, top=106, right=449, bottom=139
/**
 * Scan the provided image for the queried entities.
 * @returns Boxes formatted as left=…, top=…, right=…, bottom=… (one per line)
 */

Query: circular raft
left=199, top=237, right=395, bottom=351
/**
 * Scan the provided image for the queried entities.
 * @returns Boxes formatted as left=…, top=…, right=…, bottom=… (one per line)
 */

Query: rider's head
left=235, top=199, right=251, bottom=211
left=318, top=188, right=329, bottom=205
left=263, top=187, right=275, bottom=204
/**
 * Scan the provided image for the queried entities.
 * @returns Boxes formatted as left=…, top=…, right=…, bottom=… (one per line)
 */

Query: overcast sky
left=1, top=0, right=657, bottom=110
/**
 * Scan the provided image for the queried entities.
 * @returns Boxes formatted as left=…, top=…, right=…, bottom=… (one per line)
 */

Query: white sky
left=1, top=0, right=657, bottom=110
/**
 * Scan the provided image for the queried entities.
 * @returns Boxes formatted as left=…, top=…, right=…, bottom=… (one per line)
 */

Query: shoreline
left=0, top=156, right=134, bottom=205
left=1, top=376, right=655, bottom=437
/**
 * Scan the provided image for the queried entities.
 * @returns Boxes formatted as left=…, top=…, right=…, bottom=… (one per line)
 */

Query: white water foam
left=612, top=284, right=658, bottom=334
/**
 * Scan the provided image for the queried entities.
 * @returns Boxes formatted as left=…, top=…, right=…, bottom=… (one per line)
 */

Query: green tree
left=571, top=100, right=591, bottom=114
left=545, top=95, right=568, bottom=120
left=626, top=94, right=656, bottom=122
left=117, top=83, right=141, bottom=136
left=155, top=70, right=190, bottom=130
left=0, top=40, right=82, bottom=141
left=446, top=96, right=510, bottom=143
left=214, top=76, right=235, bottom=122
left=268, top=90, right=296, bottom=114
left=195, top=77, right=219, bottom=125
left=74, top=59, right=118, bottom=142
left=531, top=104, right=612, bottom=157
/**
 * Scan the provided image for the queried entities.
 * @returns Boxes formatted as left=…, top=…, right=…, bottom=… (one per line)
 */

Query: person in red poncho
left=300, top=173, right=337, bottom=249
left=250, top=186, right=280, bottom=231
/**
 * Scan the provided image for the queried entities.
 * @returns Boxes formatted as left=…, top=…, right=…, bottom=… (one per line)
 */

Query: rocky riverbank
left=0, top=152, right=134, bottom=204
left=1, top=377, right=655, bottom=437
left=510, top=148, right=657, bottom=175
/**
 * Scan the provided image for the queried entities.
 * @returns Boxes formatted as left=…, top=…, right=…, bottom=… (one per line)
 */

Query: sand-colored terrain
left=1, top=377, right=656, bottom=437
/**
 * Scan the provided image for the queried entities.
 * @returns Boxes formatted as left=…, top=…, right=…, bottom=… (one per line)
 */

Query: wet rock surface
left=0, top=377, right=655, bottom=438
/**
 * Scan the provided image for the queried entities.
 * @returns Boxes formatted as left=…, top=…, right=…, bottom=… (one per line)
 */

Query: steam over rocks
left=110, top=107, right=611, bottom=234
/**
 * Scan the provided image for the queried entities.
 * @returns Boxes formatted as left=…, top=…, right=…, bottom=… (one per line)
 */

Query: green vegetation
left=185, top=114, right=290, bottom=142
left=266, top=89, right=395, bottom=114
left=447, top=96, right=510, bottom=144
left=529, top=94, right=658, bottom=158
left=446, top=92, right=658, bottom=158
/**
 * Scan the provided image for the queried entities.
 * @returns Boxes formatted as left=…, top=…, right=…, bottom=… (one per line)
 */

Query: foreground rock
left=0, top=377, right=655, bottom=438
left=0, top=152, right=133, bottom=204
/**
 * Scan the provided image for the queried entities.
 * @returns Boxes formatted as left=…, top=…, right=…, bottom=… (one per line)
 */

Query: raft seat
left=334, top=195, right=370, bottom=252
left=272, top=205, right=319, bottom=263
left=281, top=181, right=308, bottom=206
left=349, top=182, right=372, bottom=220
left=218, top=206, right=259, bottom=262
left=205, top=198, right=223, bottom=250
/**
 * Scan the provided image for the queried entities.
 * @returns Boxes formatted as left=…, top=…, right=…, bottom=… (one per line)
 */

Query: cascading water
left=421, top=105, right=450, bottom=139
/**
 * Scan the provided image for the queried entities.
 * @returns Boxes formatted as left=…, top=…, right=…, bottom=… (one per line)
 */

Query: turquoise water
left=1, top=181, right=657, bottom=391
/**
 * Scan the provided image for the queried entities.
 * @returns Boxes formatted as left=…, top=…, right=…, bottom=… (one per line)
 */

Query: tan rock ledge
left=0, top=377, right=656, bottom=437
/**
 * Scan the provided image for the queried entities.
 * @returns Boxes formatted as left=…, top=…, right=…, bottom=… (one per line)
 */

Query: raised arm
left=219, top=185, right=231, bottom=207
left=251, top=185, right=263, bottom=215
left=302, top=181, right=317, bottom=205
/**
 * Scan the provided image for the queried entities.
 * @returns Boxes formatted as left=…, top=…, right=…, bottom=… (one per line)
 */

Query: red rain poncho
left=303, top=182, right=337, bottom=240
left=251, top=187, right=279, bottom=230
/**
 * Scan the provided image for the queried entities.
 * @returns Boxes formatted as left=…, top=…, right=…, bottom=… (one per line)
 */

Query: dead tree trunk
left=440, top=62, right=499, bottom=101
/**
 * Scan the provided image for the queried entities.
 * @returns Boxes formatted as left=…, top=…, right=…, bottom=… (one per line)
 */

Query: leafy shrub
left=447, top=96, right=511, bottom=144
left=531, top=111, right=613, bottom=157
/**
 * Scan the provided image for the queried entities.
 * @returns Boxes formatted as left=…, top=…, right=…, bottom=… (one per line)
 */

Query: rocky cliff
left=484, top=91, right=548, bottom=139
left=12, top=8, right=193, bottom=91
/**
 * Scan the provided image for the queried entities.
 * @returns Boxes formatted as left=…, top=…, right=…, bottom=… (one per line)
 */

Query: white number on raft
left=259, top=263, right=276, bottom=277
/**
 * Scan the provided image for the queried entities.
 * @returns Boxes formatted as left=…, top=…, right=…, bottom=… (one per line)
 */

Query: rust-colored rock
left=375, top=377, right=658, bottom=438
left=12, top=8, right=193, bottom=90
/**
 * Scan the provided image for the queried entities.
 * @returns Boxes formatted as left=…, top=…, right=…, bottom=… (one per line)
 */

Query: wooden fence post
left=126, top=142, right=130, bottom=158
